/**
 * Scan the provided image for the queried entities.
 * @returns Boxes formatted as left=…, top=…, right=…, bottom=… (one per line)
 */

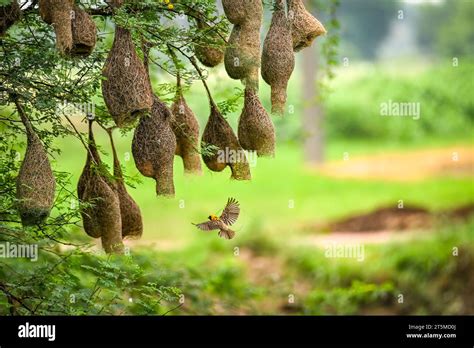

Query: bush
left=325, top=62, right=474, bottom=141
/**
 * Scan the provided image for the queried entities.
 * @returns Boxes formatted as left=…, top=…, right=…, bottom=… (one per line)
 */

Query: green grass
left=53, top=132, right=473, bottom=249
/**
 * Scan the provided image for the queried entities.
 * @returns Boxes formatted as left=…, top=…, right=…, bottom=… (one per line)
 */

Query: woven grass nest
left=39, top=0, right=75, bottom=55
left=102, top=26, right=153, bottom=128
left=0, top=0, right=20, bottom=36
left=262, top=0, right=295, bottom=115
left=70, top=5, right=97, bottom=57
left=171, top=85, right=202, bottom=175
left=194, top=18, right=225, bottom=68
left=224, top=0, right=262, bottom=88
left=16, top=104, right=55, bottom=226
left=132, top=96, right=177, bottom=197
left=288, top=0, right=326, bottom=52
left=238, top=87, right=275, bottom=157
left=77, top=122, right=124, bottom=254
left=108, top=129, right=143, bottom=239
left=202, top=102, right=251, bottom=180
left=222, top=0, right=262, bottom=25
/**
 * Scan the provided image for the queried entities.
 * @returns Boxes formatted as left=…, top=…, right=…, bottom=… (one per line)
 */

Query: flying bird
left=193, top=198, right=240, bottom=239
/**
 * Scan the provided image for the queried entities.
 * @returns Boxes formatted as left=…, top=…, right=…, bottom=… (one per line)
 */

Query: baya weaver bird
left=193, top=198, right=240, bottom=239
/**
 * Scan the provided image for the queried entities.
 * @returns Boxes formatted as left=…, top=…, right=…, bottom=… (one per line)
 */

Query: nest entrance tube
left=102, top=26, right=153, bottom=128
left=262, top=0, right=295, bottom=115
left=15, top=101, right=56, bottom=226
left=70, top=5, right=97, bottom=57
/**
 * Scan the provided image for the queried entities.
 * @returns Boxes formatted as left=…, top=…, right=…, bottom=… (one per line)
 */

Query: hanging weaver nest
left=0, top=0, right=20, bottom=36
left=16, top=104, right=55, bottom=226
left=132, top=96, right=177, bottom=197
left=171, top=87, right=202, bottom=175
left=39, top=0, right=74, bottom=55
left=202, top=102, right=251, bottom=180
left=222, top=0, right=263, bottom=25
left=77, top=122, right=124, bottom=254
left=262, top=0, right=295, bottom=115
left=70, top=5, right=97, bottom=57
left=102, top=26, right=153, bottom=128
left=238, top=87, right=275, bottom=157
left=108, top=129, right=143, bottom=239
left=194, top=18, right=225, bottom=68
left=288, top=0, right=326, bottom=52
left=82, top=171, right=124, bottom=254
left=224, top=0, right=262, bottom=87
left=224, top=22, right=261, bottom=88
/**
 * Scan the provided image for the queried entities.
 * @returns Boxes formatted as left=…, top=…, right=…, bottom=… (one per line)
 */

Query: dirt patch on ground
left=316, top=146, right=474, bottom=181
left=328, top=206, right=431, bottom=232
left=299, top=204, right=474, bottom=247
left=306, top=204, right=474, bottom=234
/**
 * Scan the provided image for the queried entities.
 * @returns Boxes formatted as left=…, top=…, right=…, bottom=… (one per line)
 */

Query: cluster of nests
left=7, top=0, right=325, bottom=254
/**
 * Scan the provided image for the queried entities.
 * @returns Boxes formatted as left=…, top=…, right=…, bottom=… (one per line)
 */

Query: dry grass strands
left=108, top=129, right=143, bottom=239
left=82, top=171, right=124, bottom=254
left=238, top=87, right=275, bottom=157
left=102, top=26, right=153, bottom=128
left=224, top=22, right=261, bottom=87
left=288, top=0, right=326, bottom=52
left=222, top=0, right=262, bottom=25
left=78, top=122, right=124, bottom=253
left=194, top=19, right=225, bottom=68
left=262, top=0, right=295, bottom=115
left=39, top=0, right=74, bottom=55
left=77, top=121, right=109, bottom=238
left=15, top=103, right=55, bottom=226
left=222, top=0, right=246, bottom=25
left=133, top=96, right=176, bottom=197
left=70, top=5, right=97, bottom=57
left=0, top=0, right=20, bottom=36
left=77, top=121, right=101, bottom=203
left=202, top=103, right=251, bottom=180
left=223, top=0, right=262, bottom=87
left=171, top=90, right=202, bottom=175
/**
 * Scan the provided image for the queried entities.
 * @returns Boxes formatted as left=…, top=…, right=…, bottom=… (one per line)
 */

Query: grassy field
left=41, top=61, right=474, bottom=314
left=53, top=136, right=474, bottom=243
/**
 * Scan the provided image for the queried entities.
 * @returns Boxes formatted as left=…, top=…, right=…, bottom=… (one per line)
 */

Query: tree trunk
left=302, top=41, right=325, bottom=164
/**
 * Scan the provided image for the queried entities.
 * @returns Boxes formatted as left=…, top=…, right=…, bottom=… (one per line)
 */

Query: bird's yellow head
left=208, top=214, right=219, bottom=221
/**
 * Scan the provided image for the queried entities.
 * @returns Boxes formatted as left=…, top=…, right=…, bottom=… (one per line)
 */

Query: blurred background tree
left=417, top=0, right=474, bottom=58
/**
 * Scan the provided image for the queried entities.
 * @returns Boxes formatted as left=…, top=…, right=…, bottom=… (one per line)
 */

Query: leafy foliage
left=0, top=0, right=231, bottom=316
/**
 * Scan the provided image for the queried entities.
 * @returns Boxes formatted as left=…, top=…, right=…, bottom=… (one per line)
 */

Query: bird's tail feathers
left=218, top=229, right=235, bottom=240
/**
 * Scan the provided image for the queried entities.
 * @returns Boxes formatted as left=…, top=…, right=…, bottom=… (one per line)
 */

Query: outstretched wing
left=219, top=198, right=240, bottom=226
left=193, top=220, right=220, bottom=231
